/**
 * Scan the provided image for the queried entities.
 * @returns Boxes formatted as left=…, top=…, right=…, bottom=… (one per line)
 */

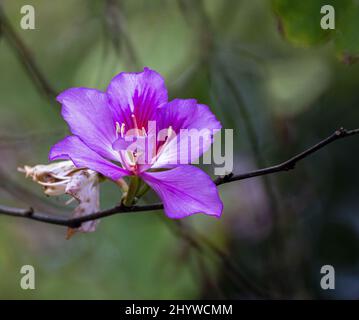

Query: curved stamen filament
left=115, top=122, right=126, bottom=139
left=152, top=125, right=175, bottom=164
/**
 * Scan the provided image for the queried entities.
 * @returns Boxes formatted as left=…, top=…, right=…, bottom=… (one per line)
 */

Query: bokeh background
left=0, top=0, right=359, bottom=299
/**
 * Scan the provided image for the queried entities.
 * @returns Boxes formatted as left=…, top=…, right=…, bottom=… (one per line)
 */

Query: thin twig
left=103, top=0, right=140, bottom=69
left=0, top=127, right=358, bottom=227
left=0, top=6, right=57, bottom=103
left=214, top=127, right=359, bottom=184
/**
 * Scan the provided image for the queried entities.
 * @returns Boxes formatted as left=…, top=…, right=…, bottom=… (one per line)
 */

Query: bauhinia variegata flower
left=19, top=161, right=100, bottom=237
left=21, top=67, right=223, bottom=234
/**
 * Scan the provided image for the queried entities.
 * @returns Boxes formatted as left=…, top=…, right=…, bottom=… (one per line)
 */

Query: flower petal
left=107, top=67, right=168, bottom=130
left=141, top=165, right=223, bottom=218
left=65, top=169, right=100, bottom=234
left=57, top=88, right=118, bottom=161
left=49, top=136, right=129, bottom=180
left=156, top=99, right=221, bottom=133
left=153, top=99, right=222, bottom=168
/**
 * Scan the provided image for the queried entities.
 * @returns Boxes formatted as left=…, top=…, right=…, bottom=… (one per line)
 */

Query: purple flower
left=49, top=67, right=223, bottom=219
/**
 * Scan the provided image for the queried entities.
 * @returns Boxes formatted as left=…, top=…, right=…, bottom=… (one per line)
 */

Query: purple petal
left=156, top=99, right=221, bottom=133
left=49, top=136, right=129, bottom=180
left=57, top=88, right=118, bottom=161
left=107, top=67, right=168, bottom=130
left=153, top=99, right=222, bottom=168
left=141, top=165, right=223, bottom=218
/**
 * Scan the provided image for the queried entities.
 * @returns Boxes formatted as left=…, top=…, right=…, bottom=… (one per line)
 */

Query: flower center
left=114, top=115, right=176, bottom=173
left=115, top=114, right=147, bottom=173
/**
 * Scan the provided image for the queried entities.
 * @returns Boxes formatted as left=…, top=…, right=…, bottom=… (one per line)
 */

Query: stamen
left=131, top=114, right=139, bottom=130
left=116, top=121, right=126, bottom=138
left=125, top=150, right=136, bottom=166
left=152, top=125, right=175, bottom=164
left=65, top=198, right=76, bottom=205
left=37, top=180, right=69, bottom=187
left=115, top=122, right=121, bottom=139
left=167, top=126, right=174, bottom=140
left=120, top=123, right=125, bottom=138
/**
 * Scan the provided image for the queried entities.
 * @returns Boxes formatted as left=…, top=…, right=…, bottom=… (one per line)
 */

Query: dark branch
left=0, top=127, right=358, bottom=228
left=214, top=127, right=359, bottom=185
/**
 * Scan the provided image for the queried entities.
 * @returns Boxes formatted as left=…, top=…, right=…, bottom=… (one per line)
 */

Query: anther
left=115, top=122, right=121, bottom=138
left=115, top=122, right=126, bottom=138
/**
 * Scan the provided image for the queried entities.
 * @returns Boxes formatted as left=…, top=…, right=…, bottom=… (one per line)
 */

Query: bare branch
left=0, top=127, right=358, bottom=228
left=214, top=127, right=359, bottom=184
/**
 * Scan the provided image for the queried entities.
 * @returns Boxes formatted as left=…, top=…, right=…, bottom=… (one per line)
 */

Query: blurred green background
left=0, top=0, right=359, bottom=299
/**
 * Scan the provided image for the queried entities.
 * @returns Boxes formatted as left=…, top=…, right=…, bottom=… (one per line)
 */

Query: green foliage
left=1, top=0, right=359, bottom=299
left=272, top=0, right=359, bottom=61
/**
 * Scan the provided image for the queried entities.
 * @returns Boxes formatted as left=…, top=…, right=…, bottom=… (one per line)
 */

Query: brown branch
left=0, top=127, right=358, bottom=228
left=214, top=127, right=359, bottom=185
